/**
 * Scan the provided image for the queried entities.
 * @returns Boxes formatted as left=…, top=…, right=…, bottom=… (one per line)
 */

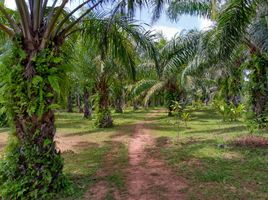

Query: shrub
left=171, top=100, right=183, bottom=116
left=181, top=112, right=191, bottom=127
left=213, top=100, right=245, bottom=121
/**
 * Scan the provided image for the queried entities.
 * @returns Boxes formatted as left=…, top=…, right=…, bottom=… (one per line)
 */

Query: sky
left=135, top=8, right=213, bottom=39
left=4, top=0, right=213, bottom=40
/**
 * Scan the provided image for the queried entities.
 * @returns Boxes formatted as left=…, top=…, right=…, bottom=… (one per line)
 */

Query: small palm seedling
left=181, top=112, right=191, bottom=128
left=230, top=104, right=246, bottom=121
left=171, top=100, right=183, bottom=116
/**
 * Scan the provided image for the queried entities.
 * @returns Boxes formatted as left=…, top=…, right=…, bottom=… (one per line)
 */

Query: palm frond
left=167, top=0, right=213, bottom=20
left=248, top=3, right=268, bottom=53
left=162, top=30, right=201, bottom=76
left=217, top=0, right=260, bottom=58
left=131, top=79, right=158, bottom=98
left=144, top=81, right=166, bottom=106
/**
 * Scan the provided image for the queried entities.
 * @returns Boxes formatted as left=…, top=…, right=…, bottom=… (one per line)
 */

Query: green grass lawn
left=0, top=107, right=268, bottom=199
left=147, top=107, right=268, bottom=200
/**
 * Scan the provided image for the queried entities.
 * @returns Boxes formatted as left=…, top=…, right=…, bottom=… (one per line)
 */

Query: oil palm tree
left=182, top=28, right=247, bottom=105
left=71, top=38, right=98, bottom=118
left=216, top=0, right=268, bottom=123
left=73, top=15, right=156, bottom=127
left=131, top=30, right=201, bottom=115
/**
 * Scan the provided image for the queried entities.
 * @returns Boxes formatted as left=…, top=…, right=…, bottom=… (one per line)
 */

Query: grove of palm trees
left=0, top=0, right=267, bottom=199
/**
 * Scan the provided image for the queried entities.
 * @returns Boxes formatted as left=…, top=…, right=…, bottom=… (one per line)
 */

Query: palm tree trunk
left=165, top=82, right=177, bottom=116
left=77, top=94, right=83, bottom=113
left=115, top=97, right=123, bottom=113
left=0, top=47, right=67, bottom=198
left=250, top=56, right=268, bottom=124
left=133, top=101, right=139, bottom=110
left=67, top=93, right=73, bottom=112
left=115, top=90, right=124, bottom=113
left=12, top=109, right=64, bottom=191
left=97, top=74, right=113, bottom=128
left=83, top=88, right=92, bottom=118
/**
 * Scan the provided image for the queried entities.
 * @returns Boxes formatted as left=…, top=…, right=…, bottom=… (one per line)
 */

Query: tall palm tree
left=181, top=27, right=247, bottom=105
left=131, top=30, right=201, bottom=115
left=83, top=15, right=156, bottom=127
left=216, top=0, right=268, bottom=123
left=71, top=37, right=98, bottom=118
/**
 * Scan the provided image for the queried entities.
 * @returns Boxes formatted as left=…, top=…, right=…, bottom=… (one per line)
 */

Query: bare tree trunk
left=77, top=94, right=83, bottom=113
left=133, top=101, right=139, bottom=110
left=67, top=93, right=73, bottom=112
left=157, top=96, right=161, bottom=107
left=83, top=88, right=92, bottom=118
left=115, top=90, right=124, bottom=113
left=115, top=98, right=123, bottom=113
left=165, top=82, right=178, bottom=116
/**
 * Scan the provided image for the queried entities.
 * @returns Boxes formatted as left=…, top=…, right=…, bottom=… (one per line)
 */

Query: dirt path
left=88, top=111, right=187, bottom=200
left=126, top=114, right=187, bottom=200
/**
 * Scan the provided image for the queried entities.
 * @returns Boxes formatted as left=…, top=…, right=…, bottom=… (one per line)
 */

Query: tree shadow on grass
left=145, top=115, right=170, bottom=121
left=56, top=112, right=84, bottom=120
left=61, top=127, right=115, bottom=137
left=109, top=124, right=136, bottom=139
left=192, top=112, right=222, bottom=120
left=185, top=125, right=246, bottom=135
left=56, top=144, right=112, bottom=199
left=56, top=117, right=93, bottom=128
left=57, top=140, right=128, bottom=200
left=56, top=123, right=85, bottom=129
left=145, top=122, right=187, bottom=133
left=164, top=137, right=268, bottom=182
left=113, top=110, right=167, bottom=122
left=113, top=114, right=147, bottom=121
left=61, top=112, right=170, bottom=138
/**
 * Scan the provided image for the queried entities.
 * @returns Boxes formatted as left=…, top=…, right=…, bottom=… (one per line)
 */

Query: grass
left=56, top=146, right=110, bottom=199
left=147, top=107, right=268, bottom=200
left=56, top=142, right=129, bottom=200
left=0, top=107, right=268, bottom=199
left=53, top=109, right=141, bottom=199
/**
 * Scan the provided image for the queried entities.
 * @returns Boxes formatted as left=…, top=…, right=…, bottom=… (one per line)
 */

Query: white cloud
left=5, top=0, right=16, bottom=10
left=151, top=25, right=181, bottom=40
left=198, top=18, right=214, bottom=31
